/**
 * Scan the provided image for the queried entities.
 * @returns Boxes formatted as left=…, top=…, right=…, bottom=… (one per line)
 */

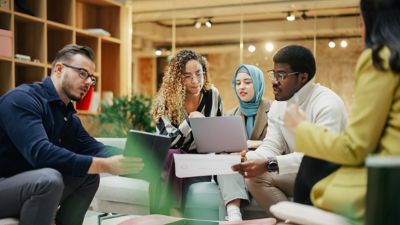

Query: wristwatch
left=266, top=156, right=279, bottom=173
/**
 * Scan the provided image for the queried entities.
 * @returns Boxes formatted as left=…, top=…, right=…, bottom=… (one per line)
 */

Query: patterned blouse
left=156, top=86, right=223, bottom=153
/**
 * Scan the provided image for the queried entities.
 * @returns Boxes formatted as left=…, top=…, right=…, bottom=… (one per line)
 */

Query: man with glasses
left=0, top=44, right=144, bottom=225
left=232, top=45, right=348, bottom=216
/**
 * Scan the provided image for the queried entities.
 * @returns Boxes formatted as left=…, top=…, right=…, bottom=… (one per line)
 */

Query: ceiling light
left=248, top=45, right=256, bottom=53
left=328, top=40, right=336, bottom=48
left=265, top=42, right=274, bottom=52
left=301, top=10, right=308, bottom=20
left=205, top=18, right=212, bottom=28
left=155, top=49, right=162, bottom=56
left=286, top=12, right=295, bottom=22
left=194, top=19, right=201, bottom=29
left=340, top=40, right=348, bottom=48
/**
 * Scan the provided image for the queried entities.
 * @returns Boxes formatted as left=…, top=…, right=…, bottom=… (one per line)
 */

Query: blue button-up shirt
left=0, top=77, right=115, bottom=177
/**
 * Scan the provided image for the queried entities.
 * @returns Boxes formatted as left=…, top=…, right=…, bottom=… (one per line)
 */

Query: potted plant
left=93, top=94, right=155, bottom=137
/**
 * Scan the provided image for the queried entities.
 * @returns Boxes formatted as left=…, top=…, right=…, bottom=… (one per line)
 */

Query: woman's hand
left=283, top=104, right=306, bottom=132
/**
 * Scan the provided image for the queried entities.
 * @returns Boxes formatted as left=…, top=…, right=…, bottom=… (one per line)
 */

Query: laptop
left=189, top=116, right=248, bottom=153
left=123, top=129, right=171, bottom=182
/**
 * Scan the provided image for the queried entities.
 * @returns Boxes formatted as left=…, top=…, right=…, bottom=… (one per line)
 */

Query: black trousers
left=294, top=155, right=340, bottom=205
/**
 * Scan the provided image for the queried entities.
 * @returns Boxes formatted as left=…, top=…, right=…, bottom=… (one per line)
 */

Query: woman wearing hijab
left=217, top=64, right=271, bottom=221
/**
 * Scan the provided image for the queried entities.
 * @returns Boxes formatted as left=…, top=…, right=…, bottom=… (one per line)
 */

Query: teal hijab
left=232, top=64, right=265, bottom=138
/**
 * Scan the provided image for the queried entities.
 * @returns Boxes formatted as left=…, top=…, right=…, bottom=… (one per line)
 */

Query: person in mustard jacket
left=283, top=0, right=400, bottom=224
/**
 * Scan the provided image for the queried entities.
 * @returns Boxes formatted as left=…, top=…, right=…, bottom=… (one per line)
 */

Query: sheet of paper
left=174, top=154, right=241, bottom=178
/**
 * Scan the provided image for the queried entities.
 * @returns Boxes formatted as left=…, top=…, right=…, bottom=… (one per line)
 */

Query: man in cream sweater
left=232, top=45, right=348, bottom=216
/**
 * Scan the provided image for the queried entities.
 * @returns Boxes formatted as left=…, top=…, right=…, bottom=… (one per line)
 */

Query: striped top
left=156, top=86, right=223, bottom=153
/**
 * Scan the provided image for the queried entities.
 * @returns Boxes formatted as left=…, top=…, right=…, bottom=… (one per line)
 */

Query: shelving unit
left=0, top=0, right=131, bottom=114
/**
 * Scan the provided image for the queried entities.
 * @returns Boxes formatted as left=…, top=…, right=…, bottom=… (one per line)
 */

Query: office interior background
left=0, top=0, right=362, bottom=135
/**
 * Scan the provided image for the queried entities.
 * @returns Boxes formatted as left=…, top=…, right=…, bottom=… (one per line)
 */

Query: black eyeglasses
left=267, top=70, right=300, bottom=82
left=62, top=63, right=96, bottom=85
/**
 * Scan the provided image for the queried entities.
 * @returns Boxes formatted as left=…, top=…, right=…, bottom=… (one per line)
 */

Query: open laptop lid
left=189, top=116, right=248, bottom=153
left=123, top=130, right=171, bottom=181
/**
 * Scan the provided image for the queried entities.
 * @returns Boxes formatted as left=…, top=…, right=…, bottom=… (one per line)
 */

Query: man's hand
left=231, top=150, right=267, bottom=178
left=88, top=155, right=144, bottom=175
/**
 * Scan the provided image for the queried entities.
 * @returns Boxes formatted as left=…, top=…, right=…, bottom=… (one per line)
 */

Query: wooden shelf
left=0, top=6, right=12, bottom=14
left=0, top=60, right=13, bottom=95
left=0, top=56, right=12, bottom=62
left=14, top=16, right=45, bottom=63
left=13, top=0, right=45, bottom=19
left=101, top=36, right=121, bottom=44
left=15, top=64, right=45, bottom=86
left=15, top=59, right=47, bottom=67
left=75, top=0, right=120, bottom=39
left=0, top=11, right=12, bottom=30
left=0, top=0, right=131, bottom=110
left=47, top=20, right=74, bottom=30
left=47, top=0, right=73, bottom=26
left=47, top=25, right=74, bottom=64
left=14, top=11, right=45, bottom=23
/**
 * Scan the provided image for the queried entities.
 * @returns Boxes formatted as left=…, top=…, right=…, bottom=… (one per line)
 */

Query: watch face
left=267, top=158, right=279, bottom=172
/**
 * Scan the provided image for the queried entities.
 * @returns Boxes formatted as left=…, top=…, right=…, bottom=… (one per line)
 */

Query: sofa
left=92, top=138, right=151, bottom=224
left=0, top=218, right=18, bottom=225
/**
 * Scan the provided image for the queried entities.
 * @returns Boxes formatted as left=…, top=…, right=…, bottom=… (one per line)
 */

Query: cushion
left=270, top=201, right=350, bottom=225
left=0, top=218, right=19, bottom=225
left=95, top=176, right=150, bottom=206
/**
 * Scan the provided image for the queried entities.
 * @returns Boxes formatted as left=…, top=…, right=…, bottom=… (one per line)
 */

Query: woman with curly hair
left=152, top=49, right=223, bottom=213
left=152, top=49, right=223, bottom=152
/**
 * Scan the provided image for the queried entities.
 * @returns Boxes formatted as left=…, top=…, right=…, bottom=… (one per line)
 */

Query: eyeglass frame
left=183, top=71, right=205, bottom=82
left=62, top=63, right=97, bottom=85
left=267, top=69, right=301, bottom=82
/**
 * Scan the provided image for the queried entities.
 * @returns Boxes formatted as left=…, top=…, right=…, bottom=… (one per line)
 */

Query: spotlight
left=205, top=18, right=212, bottom=28
left=248, top=45, right=256, bottom=53
left=328, top=40, right=336, bottom=48
left=265, top=42, right=274, bottom=52
left=301, top=10, right=308, bottom=20
left=155, top=49, right=162, bottom=56
left=194, top=19, right=201, bottom=29
left=340, top=40, right=348, bottom=48
left=286, top=12, right=295, bottom=21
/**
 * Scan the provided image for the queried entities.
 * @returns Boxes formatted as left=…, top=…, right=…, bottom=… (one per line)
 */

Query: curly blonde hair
left=152, top=49, right=211, bottom=125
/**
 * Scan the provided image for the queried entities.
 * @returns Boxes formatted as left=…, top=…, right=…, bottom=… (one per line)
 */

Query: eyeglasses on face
left=267, top=70, right=300, bottom=81
left=183, top=71, right=204, bottom=82
left=62, top=63, right=96, bottom=85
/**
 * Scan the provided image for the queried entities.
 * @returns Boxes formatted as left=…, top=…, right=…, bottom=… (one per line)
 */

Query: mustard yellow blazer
left=295, top=47, right=400, bottom=224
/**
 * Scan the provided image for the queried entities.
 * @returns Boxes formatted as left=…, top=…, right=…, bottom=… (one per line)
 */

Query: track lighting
left=328, top=40, right=336, bottom=48
left=340, top=40, right=348, bottom=48
left=155, top=49, right=162, bottom=56
left=205, top=18, right=212, bottom=28
left=265, top=42, right=274, bottom=52
left=248, top=45, right=256, bottom=53
left=301, top=10, right=308, bottom=20
left=286, top=11, right=295, bottom=21
left=194, top=19, right=201, bottom=29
